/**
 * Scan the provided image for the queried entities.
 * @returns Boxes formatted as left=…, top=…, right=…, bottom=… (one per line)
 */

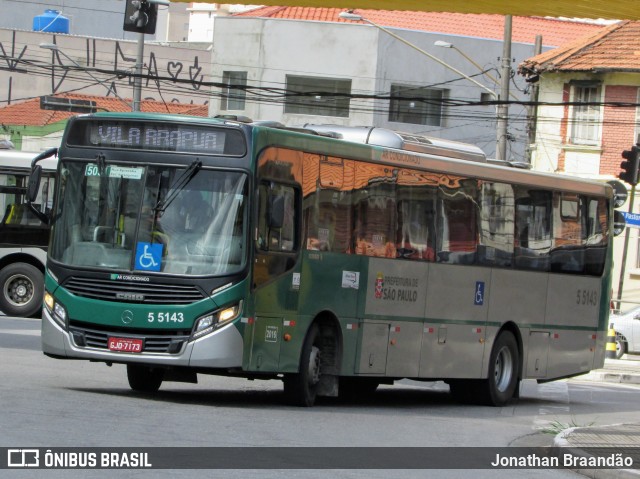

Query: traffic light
left=123, top=0, right=158, bottom=35
left=620, top=145, right=640, bottom=186
left=608, top=180, right=628, bottom=237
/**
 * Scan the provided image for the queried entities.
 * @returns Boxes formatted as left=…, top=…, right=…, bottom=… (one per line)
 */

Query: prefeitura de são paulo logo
left=374, top=272, right=384, bottom=299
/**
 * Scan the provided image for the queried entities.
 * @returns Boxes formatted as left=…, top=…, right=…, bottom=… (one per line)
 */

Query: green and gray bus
left=30, top=112, right=616, bottom=406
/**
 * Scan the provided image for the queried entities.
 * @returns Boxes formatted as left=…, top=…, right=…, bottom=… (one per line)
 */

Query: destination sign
left=67, top=120, right=246, bottom=155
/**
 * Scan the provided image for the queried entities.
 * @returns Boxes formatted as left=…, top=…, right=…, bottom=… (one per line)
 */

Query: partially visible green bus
left=31, top=112, right=616, bottom=406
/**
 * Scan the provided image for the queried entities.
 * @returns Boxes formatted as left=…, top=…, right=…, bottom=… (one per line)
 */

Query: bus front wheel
left=0, top=262, right=44, bottom=318
left=284, top=323, right=322, bottom=407
left=127, top=364, right=164, bottom=393
left=480, top=330, right=519, bottom=406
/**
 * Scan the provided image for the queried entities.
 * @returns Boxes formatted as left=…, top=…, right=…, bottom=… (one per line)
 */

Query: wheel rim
left=494, top=345, right=513, bottom=393
left=4, top=273, right=34, bottom=307
left=307, top=345, right=321, bottom=387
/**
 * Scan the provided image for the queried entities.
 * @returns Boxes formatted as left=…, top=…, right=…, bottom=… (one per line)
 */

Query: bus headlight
left=191, top=302, right=242, bottom=340
left=44, top=291, right=68, bottom=329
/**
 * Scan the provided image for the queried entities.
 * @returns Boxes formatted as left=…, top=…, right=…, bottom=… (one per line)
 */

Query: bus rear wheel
left=0, top=262, right=44, bottom=318
left=479, top=331, right=519, bottom=406
left=284, top=323, right=322, bottom=407
left=127, top=364, right=164, bottom=393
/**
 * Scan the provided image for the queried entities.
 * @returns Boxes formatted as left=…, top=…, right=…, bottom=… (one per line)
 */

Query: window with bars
left=284, top=75, right=351, bottom=117
left=570, top=84, right=602, bottom=145
left=221, top=71, right=247, bottom=111
left=389, top=84, right=446, bottom=126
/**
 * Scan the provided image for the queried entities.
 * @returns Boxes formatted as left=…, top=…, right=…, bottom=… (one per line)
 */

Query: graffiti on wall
left=0, top=30, right=209, bottom=106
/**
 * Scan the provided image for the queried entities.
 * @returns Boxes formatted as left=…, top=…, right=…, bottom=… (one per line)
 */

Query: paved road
left=3, top=316, right=640, bottom=478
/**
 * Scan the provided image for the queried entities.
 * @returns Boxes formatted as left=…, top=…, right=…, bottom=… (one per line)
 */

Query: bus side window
left=514, top=188, right=551, bottom=271
left=396, top=199, right=435, bottom=261
left=551, top=193, right=585, bottom=274
left=257, top=182, right=298, bottom=253
left=477, top=182, right=514, bottom=267
left=436, top=177, right=478, bottom=265
left=584, top=197, right=608, bottom=276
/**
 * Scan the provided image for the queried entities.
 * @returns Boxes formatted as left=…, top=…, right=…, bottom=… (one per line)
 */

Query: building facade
left=209, top=9, right=603, bottom=160
left=520, top=20, right=640, bottom=306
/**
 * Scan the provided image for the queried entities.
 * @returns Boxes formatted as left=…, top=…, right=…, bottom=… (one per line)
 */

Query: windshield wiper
left=154, top=159, right=202, bottom=213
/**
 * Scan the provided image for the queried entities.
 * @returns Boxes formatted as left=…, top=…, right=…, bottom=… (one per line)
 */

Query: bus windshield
left=50, top=160, right=247, bottom=276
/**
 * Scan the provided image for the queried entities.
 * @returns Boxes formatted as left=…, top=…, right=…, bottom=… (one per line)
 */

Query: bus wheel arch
left=283, top=312, right=342, bottom=406
left=0, top=260, right=45, bottom=318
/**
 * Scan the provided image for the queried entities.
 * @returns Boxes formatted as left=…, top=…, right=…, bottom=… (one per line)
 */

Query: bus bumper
left=41, top=307, right=244, bottom=368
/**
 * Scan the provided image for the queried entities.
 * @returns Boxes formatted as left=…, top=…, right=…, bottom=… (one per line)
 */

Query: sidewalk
left=577, top=357, right=640, bottom=385
left=553, top=356, right=640, bottom=478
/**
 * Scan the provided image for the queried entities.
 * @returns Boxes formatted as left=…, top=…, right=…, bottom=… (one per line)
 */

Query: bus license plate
left=108, top=337, right=143, bottom=353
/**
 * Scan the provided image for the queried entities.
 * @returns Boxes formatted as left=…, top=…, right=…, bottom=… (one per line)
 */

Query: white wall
left=210, top=18, right=380, bottom=127
left=209, top=17, right=537, bottom=160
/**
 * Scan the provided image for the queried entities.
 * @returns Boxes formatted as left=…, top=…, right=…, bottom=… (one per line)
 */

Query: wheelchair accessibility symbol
left=135, top=242, right=163, bottom=271
left=474, top=281, right=485, bottom=306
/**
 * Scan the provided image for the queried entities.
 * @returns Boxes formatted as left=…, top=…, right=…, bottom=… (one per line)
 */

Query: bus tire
left=479, top=331, right=519, bottom=406
left=127, top=364, right=164, bottom=393
left=283, top=323, right=322, bottom=407
left=0, top=262, right=44, bottom=318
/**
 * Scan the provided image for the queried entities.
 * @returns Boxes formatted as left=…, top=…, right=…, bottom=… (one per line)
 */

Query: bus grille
left=69, top=325, right=189, bottom=354
left=63, top=276, right=205, bottom=304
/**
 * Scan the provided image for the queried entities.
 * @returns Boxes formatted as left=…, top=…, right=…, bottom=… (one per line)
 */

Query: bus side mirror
left=27, top=165, right=42, bottom=203
left=26, top=147, right=57, bottom=225
left=26, top=164, right=49, bottom=225
left=268, top=194, right=285, bottom=229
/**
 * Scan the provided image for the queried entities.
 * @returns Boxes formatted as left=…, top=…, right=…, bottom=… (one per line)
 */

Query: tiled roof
left=234, top=7, right=608, bottom=47
left=520, top=20, right=640, bottom=73
left=0, top=93, right=208, bottom=127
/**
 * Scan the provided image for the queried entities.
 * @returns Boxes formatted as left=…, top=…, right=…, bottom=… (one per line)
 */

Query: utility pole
left=133, top=32, right=145, bottom=112
left=496, top=15, right=512, bottom=162
left=526, top=35, right=543, bottom=164
left=123, top=0, right=168, bottom=112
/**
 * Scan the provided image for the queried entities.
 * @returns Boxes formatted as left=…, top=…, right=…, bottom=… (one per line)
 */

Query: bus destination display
left=67, top=120, right=246, bottom=155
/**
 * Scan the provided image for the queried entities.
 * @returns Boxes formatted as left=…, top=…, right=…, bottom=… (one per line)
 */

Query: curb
left=575, top=372, right=640, bottom=385
left=554, top=426, right=640, bottom=479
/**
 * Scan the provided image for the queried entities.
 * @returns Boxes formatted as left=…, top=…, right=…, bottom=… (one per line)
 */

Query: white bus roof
left=0, top=150, right=58, bottom=171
